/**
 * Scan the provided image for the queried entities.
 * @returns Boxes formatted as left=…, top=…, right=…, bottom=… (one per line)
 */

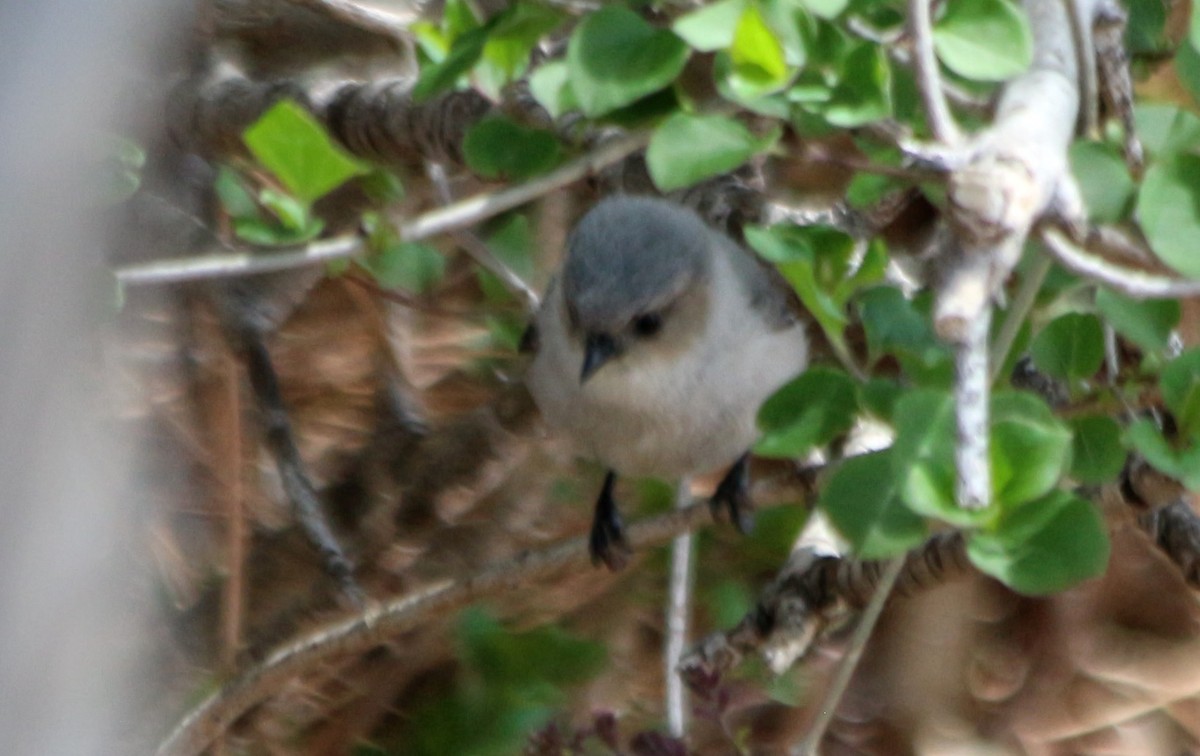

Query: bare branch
left=955, top=306, right=992, bottom=509
left=794, top=556, right=905, bottom=754
left=115, top=133, right=649, bottom=286
left=1094, top=0, right=1144, bottom=176
left=665, top=478, right=695, bottom=738
left=115, top=235, right=366, bottom=286
left=1039, top=228, right=1200, bottom=299
left=157, top=499, right=723, bottom=756
left=990, top=253, right=1051, bottom=381
left=908, top=0, right=960, bottom=143
left=280, top=0, right=416, bottom=38
left=424, top=161, right=540, bottom=312
left=680, top=531, right=972, bottom=686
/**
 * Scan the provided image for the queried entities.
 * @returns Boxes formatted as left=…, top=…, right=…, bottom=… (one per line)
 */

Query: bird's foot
left=590, top=471, right=631, bottom=570
left=710, top=453, right=755, bottom=534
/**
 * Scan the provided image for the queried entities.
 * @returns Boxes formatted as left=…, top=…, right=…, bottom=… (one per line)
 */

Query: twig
left=908, top=0, right=960, bottom=144
left=115, top=236, right=366, bottom=286
left=280, top=0, right=415, bottom=38
left=1065, top=0, right=1099, bottom=136
left=424, top=161, right=540, bottom=312
left=116, top=133, right=649, bottom=286
left=665, top=478, right=695, bottom=738
left=792, top=555, right=905, bottom=755
left=990, top=253, right=1051, bottom=383
left=955, top=305, right=992, bottom=509
left=1039, top=228, right=1200, bottom=299
left=155, top=498, right=726, bottom=756
left=218, top=350, right=246, bottom=672
left=240, top=328, right=365, bottom=605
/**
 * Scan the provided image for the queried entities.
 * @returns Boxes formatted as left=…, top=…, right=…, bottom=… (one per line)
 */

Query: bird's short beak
left=581, top=333, right=619, bottom=383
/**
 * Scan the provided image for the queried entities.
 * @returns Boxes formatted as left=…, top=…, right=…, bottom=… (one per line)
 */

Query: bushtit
left=525, top=196, right=809, bottom=568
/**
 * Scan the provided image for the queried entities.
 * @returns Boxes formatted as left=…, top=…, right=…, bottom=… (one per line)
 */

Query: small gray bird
left=524, top=196, right=809, bottom=568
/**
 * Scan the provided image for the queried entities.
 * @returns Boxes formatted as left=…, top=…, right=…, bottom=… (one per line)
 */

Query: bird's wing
left=722, top=237, right=805, bottom=332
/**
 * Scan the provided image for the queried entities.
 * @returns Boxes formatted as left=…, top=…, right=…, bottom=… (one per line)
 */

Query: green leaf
left=214, top=165, right=258, bottom=218
left=413, top=24, right=491, bottom=101
left=1127, top=418, right=1200, bottom=490
left=528, top=61, right=578, bottom=119
left=1029, top=312, right=1104, bottom=382
left=444, top=0, right=481, bottom=39
left=819, top=41, right=891, bottom=126
left=798, top=0, right=848, bottom=19
left=646, top=113, right=779, bottom=192
left=967, top=490, right=1109, bottom=595
left=1068, top=141, right=1135, bottom=223
left=857, top=287, right=952, bottom=384
left=1134, top=103, right=1200, bottom=159
left=459, top=608, right=606, bottom=687
left=242, top=99, right=368, bottom=204
left=703, top=579, right=754, bottom=628
left=363, top=238, right=445, bottom=293
left=890, top=389, right=982, bottom=526
left=258, top=188, right=309, bottom=232
left=1068, top=415, right=1125, bottom=484
left=731, top=4, right=789, bottom=86
left=1161, top=348, right=1200, bottom=438
left=1125, top=0, right=1168, bottom=55
left=989, top=391, right=1073, bottom=507
left=463, top=117, right=561, bottom=181
left=933, top=0, right=1033, bottom=82
left=1095, top=288, right=1179, bottom=353
left=566, top=6, right=690, bottom=117
left=360, top=169, right=405, bottom=203
left=755, top=367, right=858, bottom=457
left=478, top=212, right=536, bottom=302
left=1174, top=39, right=1200, bottom=107
left=1190, top=0, right=1200, bottom=50
left=482, top=2, right=564, bottom=81
left=672, top=0, right=747, bottom=52
left=819, top=449, right=928, bottom=558
left=858, top=377, right=903, bottom=421
left=1137, top=153, right=1200, bottom=279
left=745, top=224, right=851, bottom=353
left=233, top=215, right=324, bottom=246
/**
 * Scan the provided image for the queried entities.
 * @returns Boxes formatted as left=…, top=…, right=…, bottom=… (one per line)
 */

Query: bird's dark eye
left=632, top=312, right=663, bottom=337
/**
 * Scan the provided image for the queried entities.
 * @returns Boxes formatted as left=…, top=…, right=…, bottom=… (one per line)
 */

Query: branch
left=955, top=306, right=992, bottom=508
left=280, top=0, right=415, bottom=39
left=424, top=161, right=540, bottom=312
left=794, top=555, right=905, bottom=754
left=680, top=531, right=972, bottom=685
left=1038, top=227, right=1200, bottom=299
left=908, top=0, right=960, bottom=143
left=239, top=327, right=364, bottom=604
left=157, top=500, right=719, bottom=756
left=664, top=478, right=695, bottom=738
left=115, top=133, right=649, bottom=286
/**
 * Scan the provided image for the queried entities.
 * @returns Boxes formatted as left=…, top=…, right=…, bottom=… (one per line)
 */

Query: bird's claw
left=710, top=454, right=755, bottom=534
left=590, top=471, right=631, bottom=570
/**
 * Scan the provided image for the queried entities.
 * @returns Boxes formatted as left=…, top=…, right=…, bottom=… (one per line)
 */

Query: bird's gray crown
left=562, top=196, right=711, bottom=331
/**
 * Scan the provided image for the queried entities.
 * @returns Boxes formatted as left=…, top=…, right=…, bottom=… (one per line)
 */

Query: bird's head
left=561, top=197, right=714, bottom=383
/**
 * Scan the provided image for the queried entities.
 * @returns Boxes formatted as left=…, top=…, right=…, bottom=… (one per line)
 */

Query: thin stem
left=665, top=477, right=695, bottom=738
left=792, top=555, right=905, bottom=755
left=1039, top=228, right=1200, bottom=299
left=989, top=253, right=1051, bottom=383
left=116, top=133, right=649, bottom=287
left=425, top=162, right=540, bottom=312
left=908, top=0, right=960, bottom=144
